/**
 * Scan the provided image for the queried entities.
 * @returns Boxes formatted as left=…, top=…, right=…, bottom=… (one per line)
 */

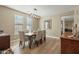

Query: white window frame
left=14, top=15, right=24, bottom=35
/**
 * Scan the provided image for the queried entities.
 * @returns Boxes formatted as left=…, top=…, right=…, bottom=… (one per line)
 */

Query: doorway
left=61, top=15, right=74, bottom=35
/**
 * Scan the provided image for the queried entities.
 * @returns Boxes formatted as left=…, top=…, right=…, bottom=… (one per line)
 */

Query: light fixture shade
left=27, top=8, right=40, bottom=19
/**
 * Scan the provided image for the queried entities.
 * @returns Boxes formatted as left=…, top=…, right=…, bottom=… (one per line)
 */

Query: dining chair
left=39, top=31, right=43, bottom=44
left=42, top=30, right=46, bottom=42
left=19, top=31, right=29, bottom=48
left=34, top=31, right=42, bottom=47
left=25, top=30, right=29, bottom=33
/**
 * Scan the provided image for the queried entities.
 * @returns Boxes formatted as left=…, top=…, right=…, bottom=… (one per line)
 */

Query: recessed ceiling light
left=34, top=8, right=37, bottom=11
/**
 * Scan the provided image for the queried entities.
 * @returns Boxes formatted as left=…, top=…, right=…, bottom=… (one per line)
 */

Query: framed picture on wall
left=44, top=19, right=52, bottom=29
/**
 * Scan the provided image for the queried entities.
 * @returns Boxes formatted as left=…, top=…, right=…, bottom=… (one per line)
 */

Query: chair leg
left=44, top=37, right=46, bottom=42
left=23, top=41, right=25, bottom=48
left=37, top=42, right=39, bottom=47
left=19, top=41, right=25, bottom=48
left=40, top=39, right=42, bottom=44
left=19, top=41, right=22, bottom=47
left=35, top=41, right=39, bottom=47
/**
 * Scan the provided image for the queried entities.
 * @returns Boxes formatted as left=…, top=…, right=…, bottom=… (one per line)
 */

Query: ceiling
left=6, top=5, right=76, bottom=16
left=64, top=16, right=74, bottom=21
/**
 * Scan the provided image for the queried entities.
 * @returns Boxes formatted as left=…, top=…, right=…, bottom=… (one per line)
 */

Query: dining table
left=25, top=32, right=36, bottom=49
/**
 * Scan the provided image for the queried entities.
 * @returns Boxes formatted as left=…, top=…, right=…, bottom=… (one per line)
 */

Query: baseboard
left=11, top=39, right=19, bottom=43
left=46, top=35, right=60, bottom=39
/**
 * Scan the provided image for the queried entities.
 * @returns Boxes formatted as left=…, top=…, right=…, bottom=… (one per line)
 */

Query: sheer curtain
left=26, top=15, right=40, bottom=32
left=26, top=15, right=32, bottom=32
left=15, top=15, right=24, bottom=35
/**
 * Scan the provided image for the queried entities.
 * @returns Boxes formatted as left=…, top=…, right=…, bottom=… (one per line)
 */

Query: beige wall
left=0, top=6, right=27, bottom=41
left=40, top=16, right=61, bottom=37
left=74, top=9, right=79, bottom=32
left=61, top=8, right=79, bottom=33
left=1, top=5, right=79, bottom=40
left=0, top=5, right=62, bottom=41
left=0, top=6, right=40, bottom=41
left=65, top=21, right=74, bottom=29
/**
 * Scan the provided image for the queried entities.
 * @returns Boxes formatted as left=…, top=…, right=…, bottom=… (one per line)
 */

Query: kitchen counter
left=60, top=32, right=79, bottom=54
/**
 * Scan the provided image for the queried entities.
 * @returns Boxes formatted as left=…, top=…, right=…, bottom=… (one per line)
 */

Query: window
left=15, top=15, right=23, bottom=35
left=26, top=16, right=32, bottom=32
left=45, top=21, right=48, bottom=29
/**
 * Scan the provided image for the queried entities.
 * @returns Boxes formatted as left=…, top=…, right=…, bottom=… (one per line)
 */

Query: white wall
left=40, top=16, right=61, bottom=38
left=40, top=10, right=75, bottom=38
left=74, top=9, right=79, bottom=32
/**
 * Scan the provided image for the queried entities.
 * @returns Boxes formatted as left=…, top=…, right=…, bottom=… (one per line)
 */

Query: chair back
left=42, top=30, right=46, bottom=38
left=19, top=31, right=25, bottom=41
left=39, top=31, right=42, bottom=40
left=25, top=30, right=29, bottom=33
left=35, top=31, right=42, bottom=41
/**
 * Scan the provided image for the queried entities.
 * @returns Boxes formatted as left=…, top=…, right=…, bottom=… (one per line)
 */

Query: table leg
left=44, top=37, right=46, bottom=42
left=29, top=37, right=32, bottom=49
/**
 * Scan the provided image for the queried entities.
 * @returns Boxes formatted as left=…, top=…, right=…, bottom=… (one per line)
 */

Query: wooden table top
left=25, top=32, right=36, bottom=37
left=0, top=33, right=9, bottom=37
left=60, top=32, right=79, bottom=41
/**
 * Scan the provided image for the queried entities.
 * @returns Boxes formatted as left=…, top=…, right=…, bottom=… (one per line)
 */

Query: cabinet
left=61, top=36, right=79, bottom=54
left=0, top=33, right=10, bottom=50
